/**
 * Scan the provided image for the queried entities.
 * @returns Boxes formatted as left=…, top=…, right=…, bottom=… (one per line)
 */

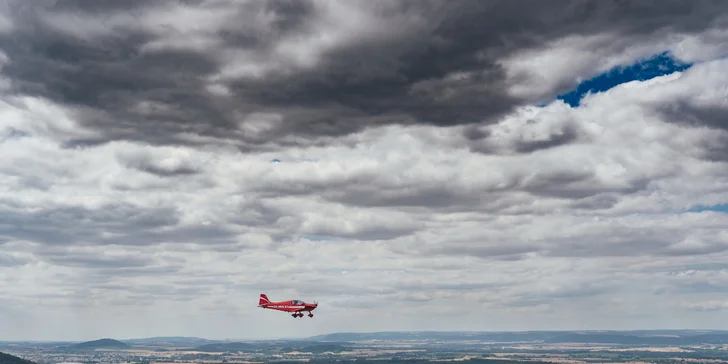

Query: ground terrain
left=4, top=330, right=728, bottom=364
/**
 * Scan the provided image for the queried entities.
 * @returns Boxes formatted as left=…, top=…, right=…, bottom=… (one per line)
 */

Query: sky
left=1, top=0, right=728, bottom=342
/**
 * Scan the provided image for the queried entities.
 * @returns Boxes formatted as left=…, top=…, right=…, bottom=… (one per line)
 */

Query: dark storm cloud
left=1, top=0, right=728, bottom=149
left=652, top=100, right=728, bottom=161
left=331, top=185, right=491, bottom=209
left=655, top=101, right=728, bottom=131
left=702, top=137, right=728, bottom=162
left=522, top=171, right=651, bottom=200
left=512, top=123, right=582, bottom=154
left=117, top=151, right=202, bottom=177
left=462, top=119, right=586, bottom=155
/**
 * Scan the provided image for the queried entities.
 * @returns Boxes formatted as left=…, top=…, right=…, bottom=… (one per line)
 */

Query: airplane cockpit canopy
left=292, top=300, right=304, bottom=305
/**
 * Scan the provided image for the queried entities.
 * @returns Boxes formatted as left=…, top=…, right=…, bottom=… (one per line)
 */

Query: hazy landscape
left=4, top=330, right=728, bottom=364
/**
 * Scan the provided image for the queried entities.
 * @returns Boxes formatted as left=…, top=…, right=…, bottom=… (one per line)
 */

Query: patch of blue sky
left=556, top=51, right=693, bottom=107
left=683, top=204, right=728, bottom=213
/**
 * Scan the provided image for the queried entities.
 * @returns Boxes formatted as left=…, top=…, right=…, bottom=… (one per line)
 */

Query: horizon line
left=4, top=328, right=728, bottom=343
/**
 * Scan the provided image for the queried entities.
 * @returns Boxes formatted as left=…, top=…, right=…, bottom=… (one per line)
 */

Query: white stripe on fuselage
left=268, top=305, right=305, bottom=310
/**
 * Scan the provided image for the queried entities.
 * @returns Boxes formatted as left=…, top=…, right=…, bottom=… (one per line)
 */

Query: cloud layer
left=1, top=0, right=728, bottom=341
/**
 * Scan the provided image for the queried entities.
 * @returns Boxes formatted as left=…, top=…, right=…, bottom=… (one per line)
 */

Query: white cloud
left=500, top=24, right=728, bottom=103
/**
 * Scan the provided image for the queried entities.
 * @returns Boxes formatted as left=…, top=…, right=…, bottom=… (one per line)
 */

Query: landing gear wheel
left=308, top=313, right=314, bottom=318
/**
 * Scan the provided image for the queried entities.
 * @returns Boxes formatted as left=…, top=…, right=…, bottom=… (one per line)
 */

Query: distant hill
left=0, top=351, right=36, bottom=364
left=308, top=330, right=728, bottom=345
left=65, top=338, right=129, bottom=351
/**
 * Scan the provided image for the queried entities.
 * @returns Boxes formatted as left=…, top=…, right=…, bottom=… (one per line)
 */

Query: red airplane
left=258, top=293, right=318, bottom=318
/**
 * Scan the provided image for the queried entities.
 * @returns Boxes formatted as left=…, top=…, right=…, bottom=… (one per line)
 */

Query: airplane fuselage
left=260, top=303, right=317, bottom=312
left=258, top=294, right=317, bottom=318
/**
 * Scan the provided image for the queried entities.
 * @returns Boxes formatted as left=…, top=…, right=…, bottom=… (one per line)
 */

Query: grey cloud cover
left=2, top=0, right=728, bottom=149
left=1, top=0, right=728, bottom=341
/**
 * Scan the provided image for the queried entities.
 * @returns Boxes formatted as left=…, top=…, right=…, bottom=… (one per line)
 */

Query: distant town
left=3, top=330, right=728, bottom=364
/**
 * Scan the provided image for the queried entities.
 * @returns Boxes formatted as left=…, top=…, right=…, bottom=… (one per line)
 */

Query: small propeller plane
left=258, top=293, right=318, bottom=318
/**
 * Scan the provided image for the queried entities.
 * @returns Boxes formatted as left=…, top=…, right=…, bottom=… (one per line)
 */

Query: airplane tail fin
left=259, top=294, right=271, bottom=306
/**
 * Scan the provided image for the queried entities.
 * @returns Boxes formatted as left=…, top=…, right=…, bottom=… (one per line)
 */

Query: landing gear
left=308, top=313, right=314, bottom=318
left=292, top=313, right=304, bottom=318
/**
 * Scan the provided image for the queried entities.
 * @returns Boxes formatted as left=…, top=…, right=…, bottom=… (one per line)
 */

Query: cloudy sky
left=2, top=0, right=728, bottom=342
